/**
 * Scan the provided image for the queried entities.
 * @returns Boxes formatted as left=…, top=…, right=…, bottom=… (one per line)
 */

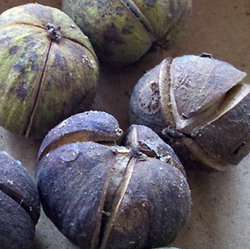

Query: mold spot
left=9, top=81, right=27, bottom=101
left=52, top=51, right=67, bottom=71
left=29, top=51, right=38, bottom=62
left=25, top=42, right=37, bottom=51
left=122, top=27, right=132, bottom=34
left=9, top=46, right=19, bottom=55
left=31, top=63, right=39, bottom=72
left=20, top=53, right=26, bottom=59
left=97, top=1, right=105, bottom=8
left=103, top=23, right=124, bottom=45
left=13, top=62, right=25, bottom=72
left=143, top=0, right=156, bottom=8
left=23, top=36, right=34, bottom=44
left=116, top=6, right=125, bottom=16
left=0, top=37, right=11, bottom=45
left=23, top=4, right=50, bottom=23
left=169, top=0, right=180, bottom=19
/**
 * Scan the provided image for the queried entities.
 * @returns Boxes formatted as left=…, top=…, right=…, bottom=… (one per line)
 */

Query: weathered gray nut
left=62, top=0, right=192, bottom=67
left=36, top=111, right=191, bottom=249
left=0, top=151, right=40, bottom=249
left=129, top=54, right=250, bottom=170
left=0, top=3, right=99, bottom=138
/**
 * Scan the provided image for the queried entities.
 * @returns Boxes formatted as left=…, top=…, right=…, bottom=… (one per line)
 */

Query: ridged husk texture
left=0, top=3, right=99, bottom=138
left=36, top=111, right=191, bottom=249
left=129, top=54, right=250, bottom=170
left=62, top=0, right=192, bottom=66
left=0, top=151, right=40, bottom=249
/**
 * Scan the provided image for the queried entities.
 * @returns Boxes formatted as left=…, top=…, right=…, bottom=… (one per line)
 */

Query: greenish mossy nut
left=129, top=54, right=250, bottom=170
left=0, top=151, right=40, bottom=249
left=62, top=0, right=192, bottom=67
left=0, top=3, right=99, bottom=138
left=36, top=111, right=191, bottom=249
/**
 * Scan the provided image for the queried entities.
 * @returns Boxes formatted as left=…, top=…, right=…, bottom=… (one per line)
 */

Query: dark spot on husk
left=32, top=63, right=39, bottom=72
left=52, top=51, right=67, bottom=71
left=97, top=1, right=105, bottom=8
left=122, top=27, right=133, bottom=34
left=103, top=23, right=124, bottom=45
left=84, top=0, right=94, bottom=8
left=23, top=36, right=34, bottom=44
left=20, top=53, right=26, bottom=59
left=0, top=37, right=11, bottom=45
left=169, top=0, right=179, bottom=19
left=21, top=51, right=38, bottom=70
left=143, top=0, right=156, bottom=7
left=13, top=62, right=25, bottom=72
left=23, top=4, right=51, bottom=24
left=9, top=81, right=27, bottom=101
left=116, top=6, right=125, bottom=16
left=9, top=46, right=19, bottom=55
left=45, top=80, right=53, bottom=91
left=25, top=42, right=37, bottom=51
left=29, top=51, right=38, bottom=62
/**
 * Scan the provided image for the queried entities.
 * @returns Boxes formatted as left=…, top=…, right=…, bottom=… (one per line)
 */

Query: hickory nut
left=62, top=0, right=192, bottom=66
left=36, top=111, right=191, bottom=249
left=0, top=3, right=99, bottom=138
left=129, top=54, right=250, bottom=170
left=0, top=151, right=40, bottom=249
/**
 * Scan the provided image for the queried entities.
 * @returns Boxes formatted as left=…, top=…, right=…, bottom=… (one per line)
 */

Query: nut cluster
left=0, top=1, right=248, bottom=249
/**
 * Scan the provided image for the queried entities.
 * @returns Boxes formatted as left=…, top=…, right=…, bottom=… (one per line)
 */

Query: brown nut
left=129, top=54, right=250, bottom=170
left=36, top=111, right=191, bottom=249
left=62, top=0, right=192, bottom=67
left=0, top=151, right=40, bottom=249
left=0, top=3, right=99, bottom=138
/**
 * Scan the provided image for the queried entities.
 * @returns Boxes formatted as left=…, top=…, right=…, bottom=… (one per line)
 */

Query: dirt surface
left=0, top=0, right=249, bottom=249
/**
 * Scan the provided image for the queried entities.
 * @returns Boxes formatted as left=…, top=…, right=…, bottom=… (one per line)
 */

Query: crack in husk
left=99, top=155, right=136, bottom=249
left=159, top=57, right=249, bottom=170
left=38, top=129, right=122, bottom=161
left=62, top=35, right=99, bottom=63
left=0, top=184, right=38, bottom=224
left=120, top=0, right=154, bottom=37
left=24, top=40, right=53, bottom=137
left=0, top=21, right=47, bottom=31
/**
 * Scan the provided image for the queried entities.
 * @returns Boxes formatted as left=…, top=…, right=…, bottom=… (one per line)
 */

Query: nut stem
left=46, top=23, right=62, bottom=42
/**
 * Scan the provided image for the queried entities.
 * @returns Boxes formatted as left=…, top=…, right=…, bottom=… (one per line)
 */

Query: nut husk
left=0, top=3, right=99, bottom=138
left=129, top=54, right=250, bottom=170
left=62, top=0, right=192, bottom=67
left=0, top=151, right=40, bottom=249
left=36, top=111, right=191, bottom=249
